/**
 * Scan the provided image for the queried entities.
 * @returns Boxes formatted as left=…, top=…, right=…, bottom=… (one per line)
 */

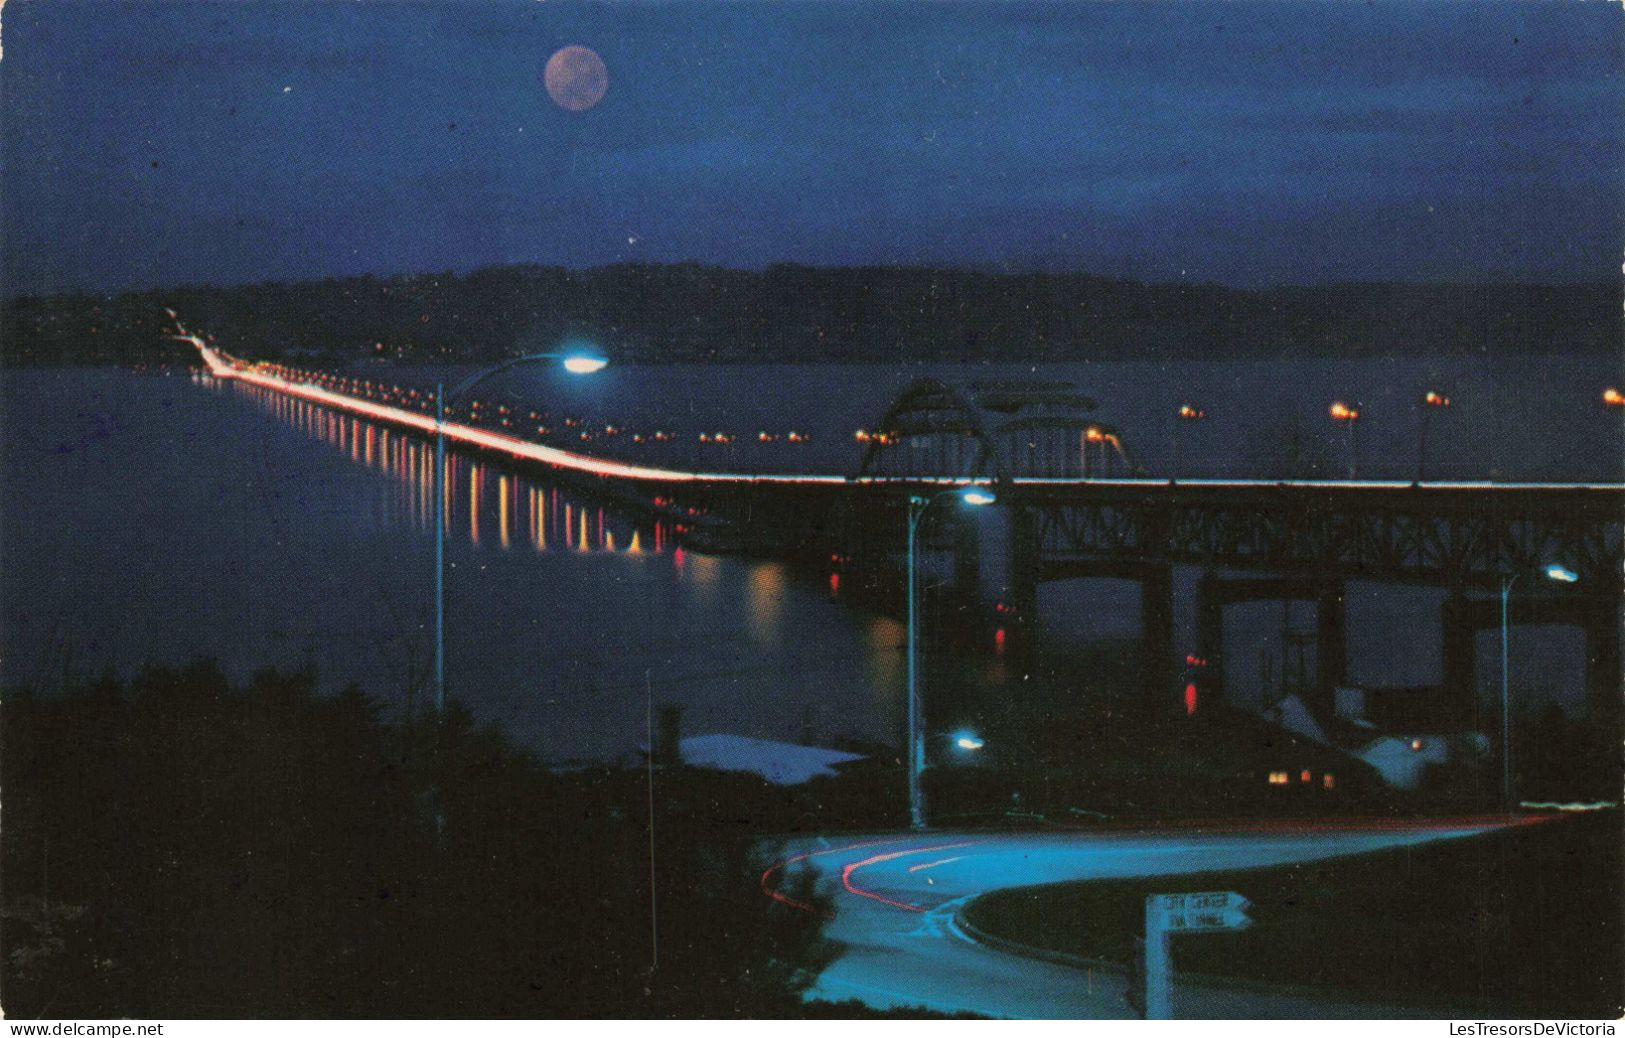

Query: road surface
left=761, top=818, right=1518, bottom=1018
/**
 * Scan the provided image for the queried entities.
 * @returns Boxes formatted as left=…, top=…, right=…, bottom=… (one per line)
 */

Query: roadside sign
left=1135, top=891, right=1255, bottom=1019
left=1149, top=890, right=1253, bottom=932
left=1125, top=936, right=1146, bottom=1017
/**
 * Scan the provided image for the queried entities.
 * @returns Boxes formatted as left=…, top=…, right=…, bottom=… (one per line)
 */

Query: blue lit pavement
left=762, top=819, right=1521, bottom=1019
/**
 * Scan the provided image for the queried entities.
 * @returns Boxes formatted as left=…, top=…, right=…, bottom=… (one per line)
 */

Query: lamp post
left=1329, top=401, right=1360, bottom=479
left=1417, top=390, right=1450, bottom=482
left=1173, top=403, right=1207, bottom=480
left=1499, top=562, right=1578, bottom=816
left=433, top=350, right=608, bottom=712
left=906, top=485, right=997, bottom=830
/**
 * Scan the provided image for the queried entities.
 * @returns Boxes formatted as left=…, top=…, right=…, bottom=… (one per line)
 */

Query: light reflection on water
left=1, top=371, right=916, bottom=764
left=252, top=381, right=679, bottom=558
left=746, top=562, right=787, bottom=649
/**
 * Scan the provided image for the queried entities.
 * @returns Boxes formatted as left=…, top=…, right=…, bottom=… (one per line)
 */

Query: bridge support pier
left=952, top=509, right=982, bottom=613
left=1442, top=590, right=1623, bottom=731
left=1441, top=591, right=1479, bottom=731
left=1317, top=582, right=1348, bottom=717
left=1141, top=564, right=1175, bottom=712
left=1002, top=505, right=1042, bottom=667
left=1196, top=573, right=1227, bottom=707
left=1584, top=605, right=1621, bottom=734
left=1034, top=558, right=1176, bottom=710
left=1193, top=573, right=1348, bottom=718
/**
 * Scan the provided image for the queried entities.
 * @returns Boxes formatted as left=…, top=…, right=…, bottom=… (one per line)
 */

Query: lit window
left=1300, top=769, right=1312, bottom=784
left=1323, top=773, right=1336, bottom=790
left=1268, top=771, right=1290, bottom=785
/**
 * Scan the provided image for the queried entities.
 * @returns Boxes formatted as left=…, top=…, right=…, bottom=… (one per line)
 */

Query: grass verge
left=960, top=812, right=1622, bottom=1018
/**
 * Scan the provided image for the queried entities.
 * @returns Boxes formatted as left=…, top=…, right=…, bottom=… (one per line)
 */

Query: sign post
left=1138, top=891, right=1253, bottom=1019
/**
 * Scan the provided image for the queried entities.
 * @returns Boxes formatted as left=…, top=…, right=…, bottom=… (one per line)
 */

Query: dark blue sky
left=3, top=0, right=1620, bottom=294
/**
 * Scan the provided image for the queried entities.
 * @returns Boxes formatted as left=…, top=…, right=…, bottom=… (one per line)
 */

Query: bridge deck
left=195, top=342, right=1622, bottom=504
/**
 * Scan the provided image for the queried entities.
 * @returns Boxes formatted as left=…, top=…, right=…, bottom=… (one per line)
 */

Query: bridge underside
left=1013, top=482, right=1622, bottom=590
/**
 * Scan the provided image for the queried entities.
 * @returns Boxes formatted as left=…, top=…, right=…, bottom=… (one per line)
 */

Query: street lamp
left=1173, top=403, right=1208, bottom=480
left=906, top=485, right=997, bottom=829
left=433, top=349, right=608, bottom=711
left=1084, top=426, right=1104, bottom=477
left=563, top=355, right=610, bottom=375
left=1329, top=401, right=1360, bottom=479
left=1499, top=562, right=1578, bottom=815
left=1417, top=390, right=1450, bottom=482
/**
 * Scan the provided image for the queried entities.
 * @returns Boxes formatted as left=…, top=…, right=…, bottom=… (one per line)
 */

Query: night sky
left=3, top=0, right=1620, bottom=295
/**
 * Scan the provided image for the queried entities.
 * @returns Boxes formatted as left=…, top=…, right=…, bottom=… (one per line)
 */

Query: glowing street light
left=953, top=732, right=986, bottom=752
left=1329, top=401, right=1360, bottom=479
left=906, top=484, right=996, bottom=829
left=434, top=350, right=607, bottom=712
left=562, top=353, right=610, bottom=375
left=1173, top=403, right=1208, bottom=479
left=1417, top=389, right=1451, bottom=482
left=1083, top=425, right=1113, bottom=477
left=1500, top=562, right=1580, bottom=815
left=1605, top=387, right=1624, bottom=407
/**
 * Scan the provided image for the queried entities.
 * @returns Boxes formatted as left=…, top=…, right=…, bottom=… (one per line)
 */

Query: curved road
left=762, top=817, right=1523, bottom=1019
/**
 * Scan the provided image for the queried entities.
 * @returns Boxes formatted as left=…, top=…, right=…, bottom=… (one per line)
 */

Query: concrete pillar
left=1584, top=600, right=1622, bottom=731
left=1142, top=564, right=1175, bottom=711
left=1003, top=505, right=1041, bottom=666
left=1196, top=572, right=1225, bottom=705
left=1316, top=581, right=1347, bottom=719
left=952, top=508, right=982, bottom=608
left=1440, top=590, right=1478, bottom=731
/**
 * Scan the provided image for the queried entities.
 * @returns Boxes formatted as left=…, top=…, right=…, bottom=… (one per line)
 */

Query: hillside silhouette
left=4, top=263, right=1616, bottom=367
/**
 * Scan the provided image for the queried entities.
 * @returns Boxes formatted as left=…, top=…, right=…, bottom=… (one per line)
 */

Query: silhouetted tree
left=1, top=662, right=843, bottom=1018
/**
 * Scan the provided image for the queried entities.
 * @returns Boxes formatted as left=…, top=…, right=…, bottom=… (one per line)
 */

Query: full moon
left=544, top=45, right=608, bottom=112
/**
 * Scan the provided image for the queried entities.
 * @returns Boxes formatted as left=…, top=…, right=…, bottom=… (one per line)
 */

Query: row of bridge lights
left=249, top=361, right=827, bottom=447
left=1178, top=387, right=1624, bottom=479
left=241, top=362, right=1625, bottom=474
left=854, top=426, right=1122, bottom=445
left=1182, top=386, right=1625, bottom=424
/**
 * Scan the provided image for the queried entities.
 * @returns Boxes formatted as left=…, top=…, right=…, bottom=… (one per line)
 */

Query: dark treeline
left=0, top=660, right=944, bottom=1018
left=3, top=263, right=1617, bottom=367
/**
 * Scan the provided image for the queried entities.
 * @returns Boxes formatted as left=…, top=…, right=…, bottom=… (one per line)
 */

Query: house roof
left=678, top=734, right=866, bottom=786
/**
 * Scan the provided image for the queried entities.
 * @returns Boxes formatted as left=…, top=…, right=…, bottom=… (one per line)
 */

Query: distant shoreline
left=2, top=349, right=1619, bottom=373
left=3, top=262, right=1618, bottom=368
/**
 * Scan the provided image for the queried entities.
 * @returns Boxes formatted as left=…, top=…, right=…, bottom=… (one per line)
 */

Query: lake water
left=3, top=355, right=1618, bottom=760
